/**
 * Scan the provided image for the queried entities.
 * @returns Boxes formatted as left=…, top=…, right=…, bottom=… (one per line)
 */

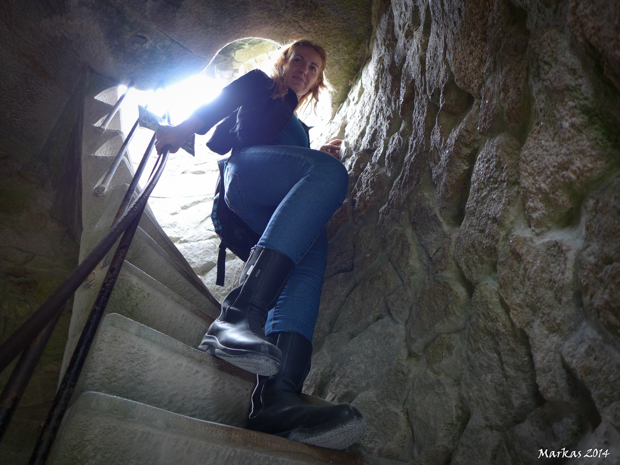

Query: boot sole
left=198, top=336, right=281, bottom=376
left=283, top=415, right=367, bottom=450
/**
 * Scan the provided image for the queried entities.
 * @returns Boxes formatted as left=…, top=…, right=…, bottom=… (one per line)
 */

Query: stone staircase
left=46, top=75, right=404, bottom=464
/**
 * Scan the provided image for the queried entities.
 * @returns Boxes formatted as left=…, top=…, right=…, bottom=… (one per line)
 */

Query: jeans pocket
left=224, top=170, right=248, bottom=214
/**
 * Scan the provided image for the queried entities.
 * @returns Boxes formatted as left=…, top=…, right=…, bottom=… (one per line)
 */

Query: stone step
left=74, top=313, right=255, bottom=428
left=72, top=314, right=359, bottom=430
left=81, top=218, right=219, bottom=319
left=81, top=168, right=206, bottom=299
left=79, top=178, right=219, bottom=317
left=50, top=392, right=394, bottom=465
left=61, top=261, right=213, bottom=378
left=82, top=87, right=124, bottom=161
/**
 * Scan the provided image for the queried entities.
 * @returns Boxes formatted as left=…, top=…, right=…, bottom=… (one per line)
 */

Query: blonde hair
left=270, top=40, right=328, bottom=110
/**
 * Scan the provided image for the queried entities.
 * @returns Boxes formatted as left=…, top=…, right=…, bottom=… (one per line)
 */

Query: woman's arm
left=155, top=114, right=205, bottom=154
left=155, top=69, right=273, bottom=154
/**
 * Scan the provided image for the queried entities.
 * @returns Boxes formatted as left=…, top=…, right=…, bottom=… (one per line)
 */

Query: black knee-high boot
left=198, top=247, right=295, bottom=376
left=246, top=331, right=366, bottom=450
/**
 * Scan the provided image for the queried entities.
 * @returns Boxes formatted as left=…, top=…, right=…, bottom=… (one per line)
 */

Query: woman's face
left=283, top=45, right=323, bottom=98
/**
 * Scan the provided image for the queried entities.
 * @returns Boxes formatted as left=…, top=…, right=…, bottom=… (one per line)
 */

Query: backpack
left=212, top=157, right=261, bottom=285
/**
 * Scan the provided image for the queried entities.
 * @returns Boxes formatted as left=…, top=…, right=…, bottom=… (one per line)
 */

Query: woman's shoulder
left=233, top=69, right=274, bottom=90
left=218, top=68, right=275, bottom=105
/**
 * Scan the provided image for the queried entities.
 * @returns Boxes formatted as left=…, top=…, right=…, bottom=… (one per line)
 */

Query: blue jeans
left=224, top=145, right=349, bottom=342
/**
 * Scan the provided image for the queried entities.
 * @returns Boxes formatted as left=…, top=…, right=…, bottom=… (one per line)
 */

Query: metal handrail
left=29, top=148, right=169, bottom=464
left=0, top=117, right=171, bottom=462
left=112, top=132, right=159, bottom=227
left=0, top=306, right=65, bottom=440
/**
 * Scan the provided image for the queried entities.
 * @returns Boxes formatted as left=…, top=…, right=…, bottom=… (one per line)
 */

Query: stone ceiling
left=0, top=0, right=373, bottom=161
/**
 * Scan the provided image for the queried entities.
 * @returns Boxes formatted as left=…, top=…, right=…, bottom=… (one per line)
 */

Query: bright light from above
left=119, top=74, right=224, bottom=125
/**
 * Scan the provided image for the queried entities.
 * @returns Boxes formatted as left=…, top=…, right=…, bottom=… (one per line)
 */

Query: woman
left=156, top=40, right=365, bottom=450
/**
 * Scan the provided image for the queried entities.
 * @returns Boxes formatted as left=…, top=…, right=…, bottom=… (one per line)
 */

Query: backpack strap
left=214, top=158, right=229, bottom=286
left=216, top=241, right=227, bottom=286
left=211, top=156, right=261, bottom=286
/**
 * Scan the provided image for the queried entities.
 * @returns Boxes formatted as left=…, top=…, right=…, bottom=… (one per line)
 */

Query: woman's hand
left=155, top=115, right=205, bottom=155
left=320, top=139, right=343, bottom=159
left=155, top=125, right=186, bottom=155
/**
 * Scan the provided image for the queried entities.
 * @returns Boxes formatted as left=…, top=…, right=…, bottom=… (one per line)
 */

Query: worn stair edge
left=73, top=313, right=255, bottom=427
left=80, top=220, right=219, bottom=317
left=61, top=261, right=213, bottom=379
left=121, top=226, right=219, bottom=314
left=82, top=174, right=206, bottom=297
left=71, top=315, right=394, bottom=462
left=134, top=189, right=211, bottom=298
left=82, top=87, right=124, bottom=161
left=50, top=392, right=376, bottom=465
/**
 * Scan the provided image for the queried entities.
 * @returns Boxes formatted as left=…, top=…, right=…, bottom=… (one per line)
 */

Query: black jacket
left=192, top=69, right=310, bottom=154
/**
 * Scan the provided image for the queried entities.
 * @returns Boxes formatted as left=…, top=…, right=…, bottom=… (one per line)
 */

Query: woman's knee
left=314, top=153, right=349, bottom=202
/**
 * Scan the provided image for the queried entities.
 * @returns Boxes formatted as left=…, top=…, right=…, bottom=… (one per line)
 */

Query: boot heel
left=214, top=349, right=280, bottom=376
left=199, top=333, right=282, bottom=376
left=246, top=331, right=366, bottom=449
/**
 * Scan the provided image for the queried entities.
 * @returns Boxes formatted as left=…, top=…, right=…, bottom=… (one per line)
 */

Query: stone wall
left=0, top=69, right=84, bottom=463
left=306, top=0, right=620, bottom=462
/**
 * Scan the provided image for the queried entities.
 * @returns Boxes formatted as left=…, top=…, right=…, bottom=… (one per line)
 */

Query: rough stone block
left=506, top=404, right=586, bottom=464
left=579, top=177, right=620, bottom=341
left=407, top=367, right=468, bottom=464
left=333, top=262, right=400, bottom=337
left=498, top=233, right=584, bottom=402
left=521, top=27, right=614, bottom=233
left=569, top=420, right=620, bottom=465
left=450, top=414, right=510, bottom=465
left=308, top=319, right=410, bottom=458
left=352, top=163, right=389, bottom=222
left=455, top=134, right=521, bottom=285
left=462, top=280, right=538, bottom=429
left=407, top=277, right=469, bottom=355
left=562, top=324, right=620, bottom=414
left=430, top=103, right=482, bottom=226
